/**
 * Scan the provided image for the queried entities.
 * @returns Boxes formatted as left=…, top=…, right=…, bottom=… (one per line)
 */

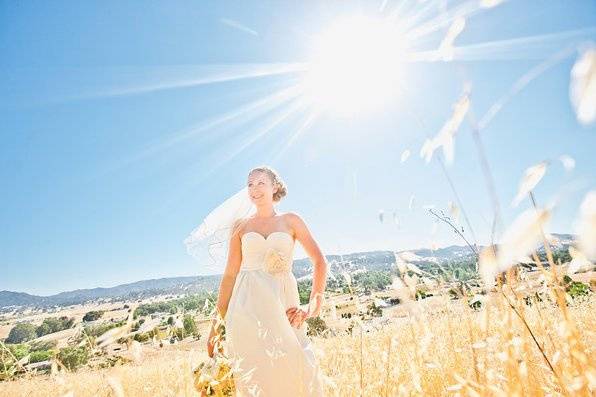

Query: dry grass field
left=2, top=270, right=594, bottom=397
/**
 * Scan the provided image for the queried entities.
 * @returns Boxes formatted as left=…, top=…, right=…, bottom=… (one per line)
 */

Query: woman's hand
left=207, top=327, right=216, bottom=357
left=206, top=323, right=218, bottom=358
left=286, top=307, right=309, bottom=329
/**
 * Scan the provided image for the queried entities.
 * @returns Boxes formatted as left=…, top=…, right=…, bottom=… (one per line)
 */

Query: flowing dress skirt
left=224, top=269, right=323, bottom=396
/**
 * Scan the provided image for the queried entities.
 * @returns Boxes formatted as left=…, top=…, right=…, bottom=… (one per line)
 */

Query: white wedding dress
left=223, top=231, right=324, bottom=396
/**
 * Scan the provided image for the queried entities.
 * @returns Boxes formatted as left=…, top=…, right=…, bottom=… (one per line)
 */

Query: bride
left=203, top=166, right=327, bottom=396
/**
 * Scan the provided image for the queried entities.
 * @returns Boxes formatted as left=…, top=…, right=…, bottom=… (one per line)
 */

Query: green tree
left=133, top=333, right=150, bottom=343
left=172, top=327, right=185, bottom=340
left=147, top=326, right=166, bottom=341
left=57, top=346, right=89, bottom=371
left=6, top=343, right=30, bottom=360
left=30, top=350, right=55, bottom=363
left=183, top=314, right=197, bottom=336
left=6, top=323, right=37, bottom=344
left=36, top=316, right=74, bottom=337
left=131, top=321, right=140, bottom=332
left=84, top=320, right=125, bottom=338
left=366, top=302, right=383, bottom=317
left=83, top=310, right=105, bottom=322
left=563, top=275, right=590, bottom=299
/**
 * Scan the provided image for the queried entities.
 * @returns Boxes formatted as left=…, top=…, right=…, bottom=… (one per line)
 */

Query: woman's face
left=247, top=171, right=277, bottom=205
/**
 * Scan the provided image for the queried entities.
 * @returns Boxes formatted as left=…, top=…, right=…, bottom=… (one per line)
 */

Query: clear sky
left=1, top=0, right=595, bottom=295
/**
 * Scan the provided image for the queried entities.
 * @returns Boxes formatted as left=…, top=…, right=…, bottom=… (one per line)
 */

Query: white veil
left=184, top=186, right=256, bottom=272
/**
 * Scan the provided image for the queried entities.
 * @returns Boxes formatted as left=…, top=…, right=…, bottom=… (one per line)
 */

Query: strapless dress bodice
left=240, top=231, right=295, bottom=272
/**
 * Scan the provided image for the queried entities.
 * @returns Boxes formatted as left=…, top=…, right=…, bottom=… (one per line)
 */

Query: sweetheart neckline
left=241, top=230, right=294, bottom=242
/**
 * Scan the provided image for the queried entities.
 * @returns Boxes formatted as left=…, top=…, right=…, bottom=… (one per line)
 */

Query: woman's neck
left=254, top=205, right=276, bottom=218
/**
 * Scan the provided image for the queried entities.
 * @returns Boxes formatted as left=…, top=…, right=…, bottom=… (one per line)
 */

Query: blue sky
left=1, top=1, right=595, bottom=295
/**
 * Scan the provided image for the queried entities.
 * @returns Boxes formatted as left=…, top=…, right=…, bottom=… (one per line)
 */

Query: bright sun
left=303, top=16, right=409, bottom=115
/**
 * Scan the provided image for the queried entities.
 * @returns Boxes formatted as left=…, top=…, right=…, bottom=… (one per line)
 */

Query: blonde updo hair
left=248, top=165, right=287, bottom=202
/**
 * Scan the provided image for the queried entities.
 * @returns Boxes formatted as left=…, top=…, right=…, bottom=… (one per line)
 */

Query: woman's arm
left=207, top=220, right=243, bottom=357
left=287, top=212, right=327, bottom=319
left=215, top=220, right=243, bottom=318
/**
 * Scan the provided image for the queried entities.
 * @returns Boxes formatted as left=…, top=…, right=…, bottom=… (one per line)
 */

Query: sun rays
left=69, top=0, right=595, bottom=183
left=410, top=27, right=596, bottom=62
left=77, top=63, right=307, bottom=100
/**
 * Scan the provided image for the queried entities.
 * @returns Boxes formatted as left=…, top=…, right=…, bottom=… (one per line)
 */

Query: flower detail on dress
left=263, top=248, right=291, bottom=274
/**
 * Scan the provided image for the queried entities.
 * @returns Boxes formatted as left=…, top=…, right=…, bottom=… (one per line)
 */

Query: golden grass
left=316, top=293, right=595, bottom=396
left=2, top=346, right=199, bottom=397
left=2, top=289, right=594, bottom=397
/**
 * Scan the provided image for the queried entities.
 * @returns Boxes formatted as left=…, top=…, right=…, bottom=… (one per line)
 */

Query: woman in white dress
left=206, top=166, right=327, bottom=396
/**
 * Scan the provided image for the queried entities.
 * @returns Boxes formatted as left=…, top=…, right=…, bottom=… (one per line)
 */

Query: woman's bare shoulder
left=281, top=212, right=307, bottom=228
left=281, top=211, right=300, bottom=219
left=231, top=218, right=251, bottom=235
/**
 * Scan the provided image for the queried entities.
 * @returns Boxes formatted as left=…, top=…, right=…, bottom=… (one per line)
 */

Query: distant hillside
left=1, top=233, right=576, bottom=310
left=0, top=275, right=222, bottom=310
left=292, top=243, right=479, bottom=280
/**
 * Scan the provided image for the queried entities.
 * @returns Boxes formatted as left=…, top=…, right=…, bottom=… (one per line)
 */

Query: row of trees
left=1, top=340, right=90, bottom=380
left=6, top=316, right=75, bottom=344
left=84, top=320, right=126, bottom=337
left=132, top=314, right=199, bottom=343
left=298, top=270, right=393, bottom=302
left=133, top=292, right=215, bottom=319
